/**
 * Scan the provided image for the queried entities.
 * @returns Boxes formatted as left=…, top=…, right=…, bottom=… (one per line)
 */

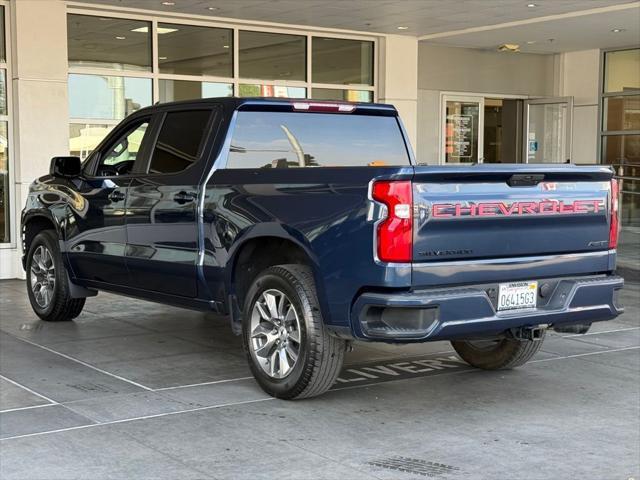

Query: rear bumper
left=350, top=274, right=624, bottom=342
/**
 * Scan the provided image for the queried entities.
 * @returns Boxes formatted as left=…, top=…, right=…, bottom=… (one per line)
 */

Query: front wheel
left=451, top=332, right=546, bottom=370
left=242, top=264, right=345, bottom=399
left=26, top=230, right=85, bottom=322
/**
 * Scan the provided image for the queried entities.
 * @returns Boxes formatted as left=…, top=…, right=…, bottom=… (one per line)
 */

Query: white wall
left=417, top=44, right=557, bottom=164
left=556, top=49, right=600, bottom=164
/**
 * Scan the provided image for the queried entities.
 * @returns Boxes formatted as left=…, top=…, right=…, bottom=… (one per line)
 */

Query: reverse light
left=292, top=102, right=356, bottom=113
left=609, top=178, right=620, bottom=249
left=372, top=180, right=413, bottom=262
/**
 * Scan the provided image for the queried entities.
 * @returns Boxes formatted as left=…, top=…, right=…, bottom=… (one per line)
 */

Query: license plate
left=497, top=281, right=538, bottom=311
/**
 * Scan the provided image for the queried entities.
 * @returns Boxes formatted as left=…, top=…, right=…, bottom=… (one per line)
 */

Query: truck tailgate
left=411, top=165, right=615, bottom=264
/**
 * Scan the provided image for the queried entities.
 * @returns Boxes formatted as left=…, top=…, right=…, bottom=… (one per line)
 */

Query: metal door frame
left=523, top=96, right=573, bottom=163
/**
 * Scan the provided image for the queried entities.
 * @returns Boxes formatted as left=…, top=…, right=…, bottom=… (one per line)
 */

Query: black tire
left=451, top=331, right=546, bottom=370
left=26, top=230, right=85, bottom=322
left=242, top=264, right=345, bottom=399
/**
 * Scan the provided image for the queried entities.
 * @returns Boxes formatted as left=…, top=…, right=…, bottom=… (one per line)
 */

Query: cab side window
left=148, top=110, right=212, bottom=175
left=96, top=120, right=150, bottom=176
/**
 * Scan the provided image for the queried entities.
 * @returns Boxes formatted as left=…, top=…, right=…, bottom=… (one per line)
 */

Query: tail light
left=609, top=178, right=620, bottom=249
left=372, top=180, right=413, bottom=262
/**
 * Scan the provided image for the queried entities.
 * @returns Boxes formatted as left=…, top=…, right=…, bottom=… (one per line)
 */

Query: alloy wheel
left=250, top=289, right=302, bottom=379
left=30, top=245, right=56, bottom=308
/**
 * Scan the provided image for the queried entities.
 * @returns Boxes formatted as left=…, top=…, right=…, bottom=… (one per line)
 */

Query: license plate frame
left=497, top=281, right=538, bottom=312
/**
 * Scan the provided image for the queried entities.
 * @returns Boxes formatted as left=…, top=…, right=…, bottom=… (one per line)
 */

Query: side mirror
left=50, top=156, right=81, bottom=178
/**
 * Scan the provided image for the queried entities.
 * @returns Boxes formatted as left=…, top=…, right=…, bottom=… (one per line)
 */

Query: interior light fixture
left=207, top=6, right=218, bottom=11
left=527, top=3, right=537, bottom=7
left=222, top=45, right=230, bottom=49
left=611, top=28, right=625, bottom=33
left=131, top=26, right=178, bottom=34
left=159, top=56, right=167, bottom=60
left=115, top=36, right=126, bottom=40
left=526, top=40, right=537, bottom=44
left=397, top=26, right=409, bottom=30
left=162, top=1, right=175, bottom=5
left=498, top=43, right=520, bottom=52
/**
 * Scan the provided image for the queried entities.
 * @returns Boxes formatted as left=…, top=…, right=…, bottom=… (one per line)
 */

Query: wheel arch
left=22, top=212, right=62, bottom=262
left=226, top=225, right=328, bottom=321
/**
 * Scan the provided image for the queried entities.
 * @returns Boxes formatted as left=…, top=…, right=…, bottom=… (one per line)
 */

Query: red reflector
left=372, top=180, right=413, bottom=263
left=292, top=102, right=355, bottom=113
left=609, top=178, right=620, bottom=249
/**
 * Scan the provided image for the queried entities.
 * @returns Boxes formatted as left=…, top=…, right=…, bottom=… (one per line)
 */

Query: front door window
left=96, top=120, right=149, bottom=176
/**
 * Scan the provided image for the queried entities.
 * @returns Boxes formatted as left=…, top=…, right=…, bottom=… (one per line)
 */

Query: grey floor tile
left=159, top=378, right=268, bottom=407
left=63, top=390, right=201, bottom=423
left=0, top=426, right=214, bottom=480
left=0, top=333, right=145, bottom=402
left=0, top=378, right=51, bottom=411
left=0, top=404, right=94, bottom=439
left=94, top=350, right=252, bottom=390
left=49, top=332, right=211, bottom=364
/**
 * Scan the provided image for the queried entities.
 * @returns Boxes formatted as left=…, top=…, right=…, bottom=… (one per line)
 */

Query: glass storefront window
left=604, top=95, right=640, bottom=131
left=239, top=31, right=306, bottom=81
left=67, top=14, right=151, bottom=72
left=604, top=49, right=640, bottom=93
left=0, top=70, right=5, bottom=116
left=0, top=6, right=5, bottom=63
left=312, top=38, right=373, bottom=85
left=69, top=124, right=115, bottom=161
left=312, top=88, right=372, bottom=102
left=239, top=84, right=305, bottom=98
left=0, top=121, right=8, bottom=243
left=158, top=23, right=233, bottom=77
left=68, top=74, right=152, bottom=120
left=602, top=134, right=640, bottom=165
left=159, top=80, right=232, bottom=103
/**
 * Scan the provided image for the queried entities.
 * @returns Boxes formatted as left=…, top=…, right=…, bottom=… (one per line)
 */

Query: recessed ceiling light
left=222, top=45, right=230, bottom=49
left=115, top=36, right=126, bottom=40
left=159, top=56, right=167, bottom=60
left=207, top=6, right=218, bottom=11
left=611, top=28, right=625, bottom=33
left=527, top=3, right=537, bottom=7
left=526, top=40, right=537, bottom=44
left=131, top=26, right=178, bottom=34
left=397, top=26, right=409, bottom=30
left=161, top=1, right=175, bottom=5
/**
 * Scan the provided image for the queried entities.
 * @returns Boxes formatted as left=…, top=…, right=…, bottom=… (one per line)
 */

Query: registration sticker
left=497, top=281, right=538, bottom=311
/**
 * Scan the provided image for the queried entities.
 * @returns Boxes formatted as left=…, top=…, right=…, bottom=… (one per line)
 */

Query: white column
left=378, top=34, right=418, bottom=155
left=558, top=49, right=601, bottom=164
left=3, top=0, right=69, bottom=278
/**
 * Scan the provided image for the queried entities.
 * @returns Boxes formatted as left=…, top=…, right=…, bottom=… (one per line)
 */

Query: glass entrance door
left=442, top=95, right=483, bottom=163
left=524, top=97, right=573, bottom=163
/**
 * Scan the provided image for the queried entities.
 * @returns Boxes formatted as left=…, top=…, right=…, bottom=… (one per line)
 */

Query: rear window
left=226, top=111, right=409, bottom=169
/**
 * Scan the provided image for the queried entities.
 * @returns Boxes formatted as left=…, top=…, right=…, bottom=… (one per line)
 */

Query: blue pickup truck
left=21, top=98, right=623, bottom=399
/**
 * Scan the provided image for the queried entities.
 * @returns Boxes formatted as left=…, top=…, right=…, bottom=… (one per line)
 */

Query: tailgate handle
left=507, top=174, right=545, bottom=187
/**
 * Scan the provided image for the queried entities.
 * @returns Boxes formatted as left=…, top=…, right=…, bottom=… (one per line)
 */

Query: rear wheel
left=26, top=230, right=85, bottom=322
left=242, top=264, right=345, bottom=399
left=451, top=332, right=546, bottom=370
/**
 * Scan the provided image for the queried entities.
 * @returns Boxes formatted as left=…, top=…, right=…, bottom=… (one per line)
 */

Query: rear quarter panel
left=202, top=166, right=413, bottom=327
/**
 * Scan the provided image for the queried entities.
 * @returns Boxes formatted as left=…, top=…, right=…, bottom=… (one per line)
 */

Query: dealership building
left=0, top=0, right=638, bottom=279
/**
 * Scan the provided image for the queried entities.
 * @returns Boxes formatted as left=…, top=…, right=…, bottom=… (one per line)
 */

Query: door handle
left=108, top=190, right=126, bottom=202
left=173, top=191, right=197, bottom=204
